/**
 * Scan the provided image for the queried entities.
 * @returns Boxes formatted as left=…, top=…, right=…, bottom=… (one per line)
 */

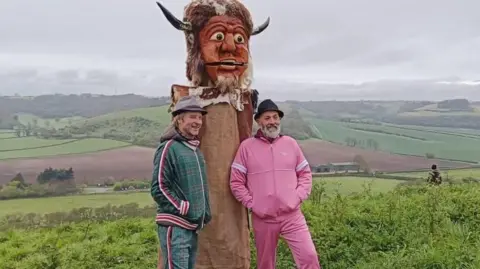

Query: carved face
left=198, top=15, right=250, bottom=89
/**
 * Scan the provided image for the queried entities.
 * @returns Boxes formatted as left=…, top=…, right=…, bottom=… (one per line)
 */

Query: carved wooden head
left=156, top=0, right=269, bottom=91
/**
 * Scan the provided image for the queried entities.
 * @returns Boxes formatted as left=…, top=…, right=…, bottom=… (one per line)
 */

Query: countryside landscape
left=1, top=93, right=480, bottom=268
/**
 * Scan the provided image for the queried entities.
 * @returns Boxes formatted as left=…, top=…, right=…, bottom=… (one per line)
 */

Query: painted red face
left=198, top=15, right=250, bottom=84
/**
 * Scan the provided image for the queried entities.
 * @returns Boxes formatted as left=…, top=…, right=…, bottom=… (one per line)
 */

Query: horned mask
left=156, top=0, right=269, bottom=93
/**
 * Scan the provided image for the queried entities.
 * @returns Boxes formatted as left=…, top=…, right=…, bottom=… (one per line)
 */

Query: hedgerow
left=1, top=183, right=480, bottom=268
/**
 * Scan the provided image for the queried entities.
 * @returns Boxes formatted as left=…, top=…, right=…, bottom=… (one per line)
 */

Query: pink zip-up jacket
left=229, top=132, right=312, bottom=220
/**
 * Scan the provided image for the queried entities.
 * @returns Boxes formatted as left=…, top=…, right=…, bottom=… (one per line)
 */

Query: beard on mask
left=261, top=123, right=281, bottom=139
left=215, top=75, right=239, bottom=93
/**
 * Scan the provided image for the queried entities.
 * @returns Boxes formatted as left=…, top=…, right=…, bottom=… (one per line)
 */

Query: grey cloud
left=0, top=0, right=480, bottom=99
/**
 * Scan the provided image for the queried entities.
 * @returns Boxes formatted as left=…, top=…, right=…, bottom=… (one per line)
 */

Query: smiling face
left=177, top=111, right=204, bottom=138
left=198, top=15, right=250, bottom=90
left=256, top=111, right=281, bottom=139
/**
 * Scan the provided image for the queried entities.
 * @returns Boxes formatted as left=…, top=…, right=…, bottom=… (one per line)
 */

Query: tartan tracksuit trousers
left=158, top=225, right=198, bottom=269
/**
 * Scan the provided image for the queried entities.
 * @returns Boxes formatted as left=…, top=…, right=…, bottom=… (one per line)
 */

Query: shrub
left=112, top=180, right=149, bottom=191
left=2, top=184, right=480, bottom=268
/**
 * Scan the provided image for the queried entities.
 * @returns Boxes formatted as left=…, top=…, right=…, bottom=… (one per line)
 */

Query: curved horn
left=251, top=17, right=270, bottom=36
left=156, top=2, right=192, bottom=31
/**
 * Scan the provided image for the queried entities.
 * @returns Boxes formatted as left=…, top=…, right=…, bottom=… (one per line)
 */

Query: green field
left=0, top=192, right=152, bottom=217
left=309, top=118, right=480, bottom=162
left=315, top=176, right=404, bottom=195
left=0, top=138, right=130, bottom=160
left=383, top=124, right=480, bottom=137
left=0, top=177, right=400, bottom=217
left=16, top=113, right=84, bottom=129
left=397, top=103, right=480, bottom=117
left=0, top=137, right=75, bottom=151
left=399, top=110, right=480, bottom=117
left=83, top=106, right=171, bottom=124
left=388, top=168, right=480, bottom=179
left=0, top=131, right=15, bottom=139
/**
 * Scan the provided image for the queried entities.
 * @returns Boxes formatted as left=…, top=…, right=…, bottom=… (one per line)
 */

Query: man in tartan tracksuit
left=151, top=96, right=212, bottom=269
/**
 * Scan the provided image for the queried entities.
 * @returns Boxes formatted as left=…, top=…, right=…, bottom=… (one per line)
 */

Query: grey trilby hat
left=171, top=96, right=207, bottom=117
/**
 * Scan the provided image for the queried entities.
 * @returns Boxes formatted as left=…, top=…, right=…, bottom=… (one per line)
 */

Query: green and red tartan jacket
left=151, top=129, right=212, bottom=231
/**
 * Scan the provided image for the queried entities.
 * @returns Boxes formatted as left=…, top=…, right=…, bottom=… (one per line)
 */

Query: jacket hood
left=160, top=125, right=186, bottom=143
left=160, top=124, right=199, bottom=145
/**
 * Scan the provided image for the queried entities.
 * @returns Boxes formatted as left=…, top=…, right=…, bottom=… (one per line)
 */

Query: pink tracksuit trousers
left=252, top=209, right=320, bottom=269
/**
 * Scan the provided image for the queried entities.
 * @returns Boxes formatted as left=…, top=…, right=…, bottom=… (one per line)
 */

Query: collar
left=177, top=129, right=200, bottom=150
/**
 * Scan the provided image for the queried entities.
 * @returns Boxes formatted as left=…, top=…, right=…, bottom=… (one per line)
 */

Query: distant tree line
left=397, top=101, right=435, bottom=113
left=113, top=180, right=149, bottom=192
left=437, top=99, right=472, bottom=111
left=383, top=115, right=480, bottom=130
left=0, top=94, right=169, bottom=118
left=345, top=137, right=380, bottom=150
left=0, top=167, right=79, bottom=200
left=286, top=100, right=388, bottom=120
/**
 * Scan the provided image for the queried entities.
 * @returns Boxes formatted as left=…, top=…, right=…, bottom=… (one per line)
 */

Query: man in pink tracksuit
left=229, top=99, right=321, bottom=269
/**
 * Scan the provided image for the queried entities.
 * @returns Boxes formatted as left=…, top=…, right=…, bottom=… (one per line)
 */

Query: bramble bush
left=2, top=183, right=480, bottom=268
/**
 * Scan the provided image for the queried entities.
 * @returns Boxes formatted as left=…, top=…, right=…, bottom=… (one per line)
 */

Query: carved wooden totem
left=155, top=0, right=269, bottom=268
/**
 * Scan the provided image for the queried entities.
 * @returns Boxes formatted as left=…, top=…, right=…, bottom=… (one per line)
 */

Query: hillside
left=1, top=93, right=480, bottom=185
left=286, top=98, right=480, bottom=130
left=0, top=140, right=470, bottom=185
left=306, top=118, right=480, bottom=162
left=0, top=94, right=169, bottom=118
left=44, top=103, right=319, bottom=146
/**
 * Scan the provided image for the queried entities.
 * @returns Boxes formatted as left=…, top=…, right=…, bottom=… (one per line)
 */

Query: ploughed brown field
left=300, top=140, right=470, bottom=172
left=0, top=140, right=470, bottom=185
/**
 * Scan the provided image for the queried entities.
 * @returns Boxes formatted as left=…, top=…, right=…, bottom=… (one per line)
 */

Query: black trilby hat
left=254, top=99, right=284, bottom=120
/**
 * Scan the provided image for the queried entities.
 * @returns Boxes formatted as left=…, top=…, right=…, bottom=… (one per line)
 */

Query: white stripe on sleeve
left=231, top=162, right=247, bottom=174
left=296, top=159, right=309, bottom=172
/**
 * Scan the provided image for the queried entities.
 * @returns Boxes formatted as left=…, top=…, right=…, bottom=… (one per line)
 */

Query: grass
left=0, top=131, right=15, bottom=139
left=68, top=106, right=171, bottom=140
left=0, top=176, right=401, bottom=217
left=0, top=137, right=76, bottom=151
left=384, top=123, right=480, bottom=136
left=0, top=192, right=153, bottom=217
left=0, top=138, right=130, bottom=160
left=82, top=105, right=171, bottom=124
left=16, top=113, right=84, bottom=129
left=314, top=176, right=405, bottom=195
left=398, top=103, right=480, bottom=117
left=399, top=110, right=480, bottom=117
left=309, top=118, right=480, bottom=162
left=3, top=183, right=480, bottom=268
left=388, top=168, right=480, bottom=180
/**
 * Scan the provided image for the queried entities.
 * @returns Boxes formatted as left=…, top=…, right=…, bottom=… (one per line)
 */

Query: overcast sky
left=0, top=0, right=479, bottom=98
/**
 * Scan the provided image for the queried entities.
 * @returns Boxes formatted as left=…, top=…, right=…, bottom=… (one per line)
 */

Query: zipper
left=194, top=149, right=206, bottom=230
left=270, top=142, right=276, bottom=198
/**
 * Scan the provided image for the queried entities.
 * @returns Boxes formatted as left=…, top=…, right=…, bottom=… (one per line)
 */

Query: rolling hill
left=0, top=139, right=470, bottom=185
left=1, top=93, right=479, bottom=185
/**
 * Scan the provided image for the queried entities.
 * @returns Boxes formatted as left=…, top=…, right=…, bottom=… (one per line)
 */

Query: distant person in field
left=427, top=164, right=442, bottom=185
left=150, top=96, right=212, bottom=269
left=229, top=99, right=321, bottom=269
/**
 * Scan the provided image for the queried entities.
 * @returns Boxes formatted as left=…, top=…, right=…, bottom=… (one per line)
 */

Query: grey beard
left=261, top=124, right=281, bottom=139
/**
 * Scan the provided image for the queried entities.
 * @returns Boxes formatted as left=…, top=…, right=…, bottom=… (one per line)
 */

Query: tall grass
left=1, top=183, right=480, bottom=268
